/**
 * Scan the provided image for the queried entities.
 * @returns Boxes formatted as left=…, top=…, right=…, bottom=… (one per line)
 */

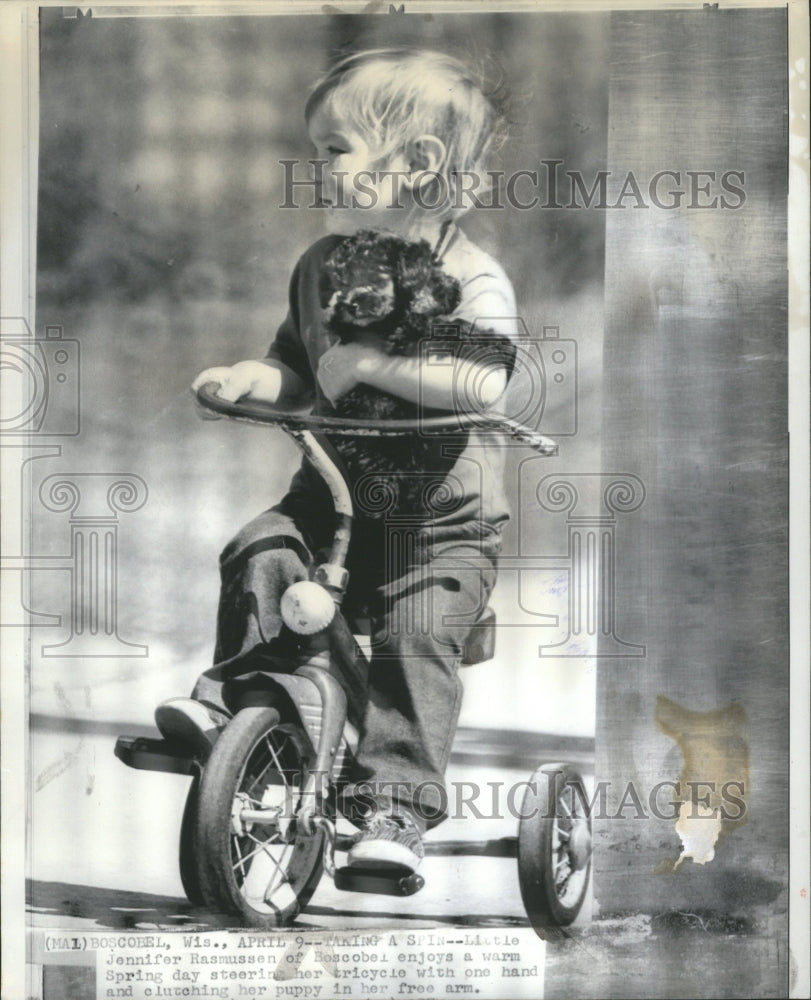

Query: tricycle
left=115, top=385, right=592, bottom=935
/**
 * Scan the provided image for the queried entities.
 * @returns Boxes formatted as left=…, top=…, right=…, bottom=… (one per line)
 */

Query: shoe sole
left=347, top=840, right=422, bottom=872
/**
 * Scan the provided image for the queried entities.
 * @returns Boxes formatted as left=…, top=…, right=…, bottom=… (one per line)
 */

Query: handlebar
left=195, top=383, right=558, bottom=456
left=196, top=381, right=558, bottom=585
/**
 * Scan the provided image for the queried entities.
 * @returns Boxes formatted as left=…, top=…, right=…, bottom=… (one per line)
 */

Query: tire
left=518, top=763, right=592, bottom=933
left=194, top=707, right=325, bottom=928
left=179, top=774, right=204, bottom=906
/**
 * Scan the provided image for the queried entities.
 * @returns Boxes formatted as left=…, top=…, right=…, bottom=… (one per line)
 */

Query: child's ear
left=404, top=134, right=446, bottom=187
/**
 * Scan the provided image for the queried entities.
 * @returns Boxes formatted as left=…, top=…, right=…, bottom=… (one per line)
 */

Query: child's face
left=307, top=100, right=411, bottom=235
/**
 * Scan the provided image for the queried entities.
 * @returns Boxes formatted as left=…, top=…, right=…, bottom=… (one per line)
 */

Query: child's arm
left=192, top=255, right=316, bottom=407
left=192, top=358, right=309, bottom=405
left=318, top=269, right=517, bottom=411
left=317, top=342, right=508, bottom=412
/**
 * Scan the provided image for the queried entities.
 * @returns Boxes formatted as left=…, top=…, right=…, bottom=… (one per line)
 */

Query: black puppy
left=320, top=229, right=515, bottom=518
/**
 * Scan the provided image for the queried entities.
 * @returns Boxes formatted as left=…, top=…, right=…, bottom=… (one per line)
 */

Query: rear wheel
left=518, top=763, right=592, bottom=934
left=195, top=707, right=325, bottom=927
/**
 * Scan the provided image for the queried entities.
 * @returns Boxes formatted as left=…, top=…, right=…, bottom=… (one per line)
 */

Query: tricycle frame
left=115, top=385, right=591, bottom=931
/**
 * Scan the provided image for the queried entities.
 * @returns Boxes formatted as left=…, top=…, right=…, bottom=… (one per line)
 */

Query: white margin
left=0, top=6, right=38, bottom=1000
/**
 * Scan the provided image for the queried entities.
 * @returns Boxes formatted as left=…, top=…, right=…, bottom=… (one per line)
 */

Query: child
left=157, top=48, right=519, bottom=874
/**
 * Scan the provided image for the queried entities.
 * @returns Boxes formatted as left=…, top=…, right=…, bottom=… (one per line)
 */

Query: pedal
left=114, top=736, right=197, bottom=775
left=334, top=865, right=424, bottom=897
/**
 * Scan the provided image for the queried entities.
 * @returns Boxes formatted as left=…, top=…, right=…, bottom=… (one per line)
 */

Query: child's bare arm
left=339, top=266, right=518, bottom=412
left=364, top=351, right=507, bottom=411
left=317, top=342, right=508, bottom=412
left=192, top=358, right=310, bottom=406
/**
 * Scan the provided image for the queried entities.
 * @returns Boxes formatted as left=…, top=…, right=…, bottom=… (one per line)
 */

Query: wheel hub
left=567, top=820, right=592, bottom=871
left=231, top=792, right=251, bottom=837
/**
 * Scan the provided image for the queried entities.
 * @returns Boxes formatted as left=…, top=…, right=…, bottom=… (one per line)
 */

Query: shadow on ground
left=27, top=880, right=530, bottom=932
left=27, top=880, right=238, bottom=931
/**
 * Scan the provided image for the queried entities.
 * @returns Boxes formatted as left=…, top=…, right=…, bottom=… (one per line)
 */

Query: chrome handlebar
left=195, top=381, right=558, bottom=575
left=195, top=383, right=558, bottom=455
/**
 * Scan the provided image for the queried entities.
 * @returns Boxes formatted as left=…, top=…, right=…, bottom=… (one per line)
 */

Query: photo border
left=2, top=2, right=808, bottom=998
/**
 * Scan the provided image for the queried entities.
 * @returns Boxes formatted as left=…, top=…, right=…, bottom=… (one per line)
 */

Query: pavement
left=26, top=635, right=795, bottom=1000
left=28, top=716, right=593, bottom=932
left=28, top=706, right=790, bottom=999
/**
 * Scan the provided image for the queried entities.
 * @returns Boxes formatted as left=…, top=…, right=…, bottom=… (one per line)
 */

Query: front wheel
left=194, top=707, right=325, bottom=927
left=179, top=774, right=204, bottom=905
left=517, top=763, right=592, bottom=934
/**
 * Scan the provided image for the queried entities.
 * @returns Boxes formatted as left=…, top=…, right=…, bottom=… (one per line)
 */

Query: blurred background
left=24, top=6, right=611, bottom=929
left=37, top=10, right=607, bottom=306
left=32, top=7, right=609, bottom=737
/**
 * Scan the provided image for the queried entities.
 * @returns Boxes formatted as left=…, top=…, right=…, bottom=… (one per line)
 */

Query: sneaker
left=347, top=812, right=425, bottom=873
left=155, top=698, right=229, bottom=759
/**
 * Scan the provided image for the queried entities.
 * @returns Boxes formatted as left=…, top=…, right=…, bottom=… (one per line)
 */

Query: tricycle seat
left=348, top=605, right=496, bottom=666
left=461, top=606, right=497, bottom=665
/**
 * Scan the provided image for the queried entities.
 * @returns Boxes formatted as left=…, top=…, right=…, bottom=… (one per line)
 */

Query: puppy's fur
left=320, top=230, right=515, bottom=518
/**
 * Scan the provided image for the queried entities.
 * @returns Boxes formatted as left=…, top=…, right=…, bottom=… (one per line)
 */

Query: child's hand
left=192, top=361, right=283, bottom=411
left=316, top=342, right=377, bottom=404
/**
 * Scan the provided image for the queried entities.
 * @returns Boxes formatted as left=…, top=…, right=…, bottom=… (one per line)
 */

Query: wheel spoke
left=244, top=734, right=291, bottom=800
left=198, top=714, right=326, bottom=923
left=240, top=844, right=289, bottom=906
left=264, top=733, right=291, bottom=785
left=244, top=831, right=290, bottom=885
left=231, top=831, right=283, bottom=872
left=267, top=840, right=297, bottom=895
left=233, top=838, right=248, bottom=880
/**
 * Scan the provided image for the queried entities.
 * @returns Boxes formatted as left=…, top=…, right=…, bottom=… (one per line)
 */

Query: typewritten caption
left=43, top=928, right=546, bottom=1000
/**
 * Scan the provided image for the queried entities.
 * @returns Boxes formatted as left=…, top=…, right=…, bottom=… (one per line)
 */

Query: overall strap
left=432, top=219, right=458, bottom=262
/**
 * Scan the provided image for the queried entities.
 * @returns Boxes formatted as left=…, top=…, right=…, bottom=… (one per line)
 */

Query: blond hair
left=305, top=48, right=507, bottom=216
